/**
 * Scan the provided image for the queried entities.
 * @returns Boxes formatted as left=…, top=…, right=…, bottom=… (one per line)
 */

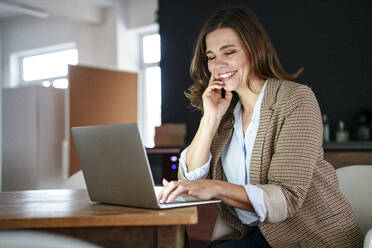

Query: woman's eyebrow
left=206, top=44, right=237, bottom=54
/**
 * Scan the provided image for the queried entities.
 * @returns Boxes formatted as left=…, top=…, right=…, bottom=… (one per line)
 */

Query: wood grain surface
left=0, top=189, right=198, bottom=229
left=69, top=65, right=138, bottom=176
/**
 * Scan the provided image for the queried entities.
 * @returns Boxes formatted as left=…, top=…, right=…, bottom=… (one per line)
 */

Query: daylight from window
left=146, top=66, right=161, bottom=127
left=22, top=48, right=78, bottom=89
left=143, top=34, right=160, bottom=64
left=142, top=33, right=161, bottom=147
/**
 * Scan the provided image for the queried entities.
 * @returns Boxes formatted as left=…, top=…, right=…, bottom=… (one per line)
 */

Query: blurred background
left=1, top=0, right=371, bottom=189
left=0, top=0, right=371, bottom=246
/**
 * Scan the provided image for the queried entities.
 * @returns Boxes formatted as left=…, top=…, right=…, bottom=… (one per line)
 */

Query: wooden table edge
left=0, top=209, right=198, bottom=229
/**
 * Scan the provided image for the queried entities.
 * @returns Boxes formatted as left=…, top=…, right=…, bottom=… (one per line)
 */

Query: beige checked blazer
left=178, top=79, right=363, bottom=247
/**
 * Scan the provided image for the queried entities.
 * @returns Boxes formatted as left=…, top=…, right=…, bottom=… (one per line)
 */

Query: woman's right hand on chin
left=202, top=74, right=233, bottom=121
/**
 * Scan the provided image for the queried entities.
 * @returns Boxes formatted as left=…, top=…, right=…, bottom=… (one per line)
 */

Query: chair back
left=336, top=165, right=372, bottom=236
left=0, top=230, right=100, bottom=247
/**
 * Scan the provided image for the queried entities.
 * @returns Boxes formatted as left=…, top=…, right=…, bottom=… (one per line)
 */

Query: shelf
left=146, top=146, right=183, bottom=154
left=323, top=142, right=372, bottom=151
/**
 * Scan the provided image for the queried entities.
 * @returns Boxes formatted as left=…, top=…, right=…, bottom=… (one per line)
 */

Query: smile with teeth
left=217, top=70, right=238, bottom=81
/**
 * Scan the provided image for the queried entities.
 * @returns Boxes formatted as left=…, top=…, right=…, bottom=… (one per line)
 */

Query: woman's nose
left=214, top=57, right=228, bottom=70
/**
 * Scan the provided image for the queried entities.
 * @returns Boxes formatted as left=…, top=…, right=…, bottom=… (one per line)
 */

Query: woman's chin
left=222, top=79, right=241, bottom=92
left=223, top=84, right=237, bottom=92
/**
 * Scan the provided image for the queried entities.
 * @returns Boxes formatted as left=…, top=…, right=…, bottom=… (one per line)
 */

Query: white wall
left=115, top=0, right=158, bottom=71
left=0, top=0, right=157, bottom=190
left=1, top=0, right=158, bottom=87
left=115, top=1, right=139, bottom=72
left=1, top=10, right=118, bottom=88
left=0, top=24, right=2, bottom=190
left=125, top=0, right=157, bottom=29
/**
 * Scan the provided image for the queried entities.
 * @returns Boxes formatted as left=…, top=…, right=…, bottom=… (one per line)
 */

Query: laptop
left=71, top=123, right=221, bottom=209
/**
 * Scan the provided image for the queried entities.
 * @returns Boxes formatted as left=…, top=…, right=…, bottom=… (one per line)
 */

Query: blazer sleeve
left=177, top=147, right=211, bottom=180
left=257, top=84, right=323, bottom=223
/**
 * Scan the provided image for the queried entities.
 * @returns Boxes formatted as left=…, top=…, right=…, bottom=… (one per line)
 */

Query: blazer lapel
left=212, top=129, right=249, bottom=237
left=211, top=129, right=233, bottom=180
left=250, top=79, right=282, bottom=184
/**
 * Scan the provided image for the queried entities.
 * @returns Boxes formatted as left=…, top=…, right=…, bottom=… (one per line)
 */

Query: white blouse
left=179, top=81, right=267, bottom=226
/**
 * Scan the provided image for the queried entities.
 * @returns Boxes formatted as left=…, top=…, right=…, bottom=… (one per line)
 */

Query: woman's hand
left=202, top=74, right=233, bottom=121
left=157, top=178, right=255, bottom=211
left=157, top=178, right=218, bottom=203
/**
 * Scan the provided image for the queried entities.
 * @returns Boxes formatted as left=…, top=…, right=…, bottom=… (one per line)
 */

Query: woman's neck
left=236, top=77, right=266, bottom=115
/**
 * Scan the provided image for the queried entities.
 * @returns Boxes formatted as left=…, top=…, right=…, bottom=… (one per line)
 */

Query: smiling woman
left=206, top=28, right=251, bottom=93
left=186, top=7, right=303, bottom=132
left=157, top=5, right=363, bottom=248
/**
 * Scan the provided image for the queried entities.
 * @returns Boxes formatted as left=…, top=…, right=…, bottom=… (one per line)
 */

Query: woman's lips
left=218, top=70, right=238, bottom=82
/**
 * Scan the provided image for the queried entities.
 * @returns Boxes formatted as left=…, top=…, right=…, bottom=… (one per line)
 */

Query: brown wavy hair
left=185, top=6, right=303, bottom=131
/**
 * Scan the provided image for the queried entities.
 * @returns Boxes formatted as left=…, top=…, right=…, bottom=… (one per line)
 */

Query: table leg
left=157, top=225, right=186, bottom=248
left=35, top=225, right=187, bottom=248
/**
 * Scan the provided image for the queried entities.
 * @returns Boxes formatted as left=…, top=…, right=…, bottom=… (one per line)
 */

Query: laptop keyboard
left=173, top=194, right=200, bottom=203
left=154, top=186, right=199, bottom=203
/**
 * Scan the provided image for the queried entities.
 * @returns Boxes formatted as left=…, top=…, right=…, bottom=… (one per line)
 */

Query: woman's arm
left=178, top=146, right=212, bottom=181
left=185, top=75, right=232, bottom=172
left=185, top=114, right=220, bottom=172
left=257, top=84, right=323, bottom=223
left=215, top=181, right=255, bottom=212
left=158, top=178, right=254, bottom=212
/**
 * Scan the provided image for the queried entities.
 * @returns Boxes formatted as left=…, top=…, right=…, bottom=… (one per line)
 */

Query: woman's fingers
left=162, top=178, right=169, bottom=186
left=209, top=73, right=223, bottom=87
left=157, top=178, right=170, bottom=201
left=157, top=179, right=168, bottom=199
left=166, top=184, right=188, bottom=203
left=158, top=179, right=216, bottom=203
left=209, top=80, right=224, bottom=86
left=208, top=84, right=224, bottom=90
left=209, top=73, right=216, bottom=84
left=207, top=81, right=224, bottom=89
left=157, top=190, right=163, bottom=201
left=159, top=180, right=179, bottom=203
left=204, top=81, right=224, bottom=97
left=158, top=180, right=193, bottom=203
left=204, top=86, right=222, bottom=96
left=224, top=89, right=233, bottom=99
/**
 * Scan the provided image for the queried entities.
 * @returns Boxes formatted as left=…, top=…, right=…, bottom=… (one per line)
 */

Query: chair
left=336, top=165, right=372, bottom=248
left=0, top=230, right=101, bottom=248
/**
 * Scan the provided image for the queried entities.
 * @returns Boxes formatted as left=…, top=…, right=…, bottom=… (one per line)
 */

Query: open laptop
left=71, top=123, right=221, bottom=209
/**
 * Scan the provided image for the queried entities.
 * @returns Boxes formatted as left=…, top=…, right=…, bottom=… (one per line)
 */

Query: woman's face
left=205, top=28, right=251, bottom=92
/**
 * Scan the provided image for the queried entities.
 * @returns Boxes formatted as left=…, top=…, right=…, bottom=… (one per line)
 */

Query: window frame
left=15, top=43, right=77, bottom=88
left=137, top=27, right=161, bottom=148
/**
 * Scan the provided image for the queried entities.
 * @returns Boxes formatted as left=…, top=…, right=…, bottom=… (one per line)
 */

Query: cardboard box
left=155, top=123, right=186, bottom=147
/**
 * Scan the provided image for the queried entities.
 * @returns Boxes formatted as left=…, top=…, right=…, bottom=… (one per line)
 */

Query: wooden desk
left=0, top=189, right=198, bottom=247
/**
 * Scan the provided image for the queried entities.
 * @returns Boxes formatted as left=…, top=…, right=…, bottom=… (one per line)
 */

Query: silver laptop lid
left=71, top=123, right=159, bottom=209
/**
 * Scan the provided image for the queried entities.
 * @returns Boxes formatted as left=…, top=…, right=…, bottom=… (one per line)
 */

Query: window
left=140, top=33, right=161, bottom=148
left=21, top=48, right=78, bottom=89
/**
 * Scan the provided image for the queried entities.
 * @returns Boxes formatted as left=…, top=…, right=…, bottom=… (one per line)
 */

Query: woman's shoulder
left=277, top=79, right=313, bottom=96
left=271, top=79, right=318, bottom=111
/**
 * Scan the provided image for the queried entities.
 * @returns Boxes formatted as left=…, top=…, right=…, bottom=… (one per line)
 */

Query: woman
left=157, top=6, right=363, bottom=248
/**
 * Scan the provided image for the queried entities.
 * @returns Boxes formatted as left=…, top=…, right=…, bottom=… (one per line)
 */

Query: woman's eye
left=207, top=56, right=216, bottom=61
left=225, top=50, right=236, bottom=55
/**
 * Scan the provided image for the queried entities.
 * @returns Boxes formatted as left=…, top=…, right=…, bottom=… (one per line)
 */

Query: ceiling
left=0, top=0, right=115, bottom=23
